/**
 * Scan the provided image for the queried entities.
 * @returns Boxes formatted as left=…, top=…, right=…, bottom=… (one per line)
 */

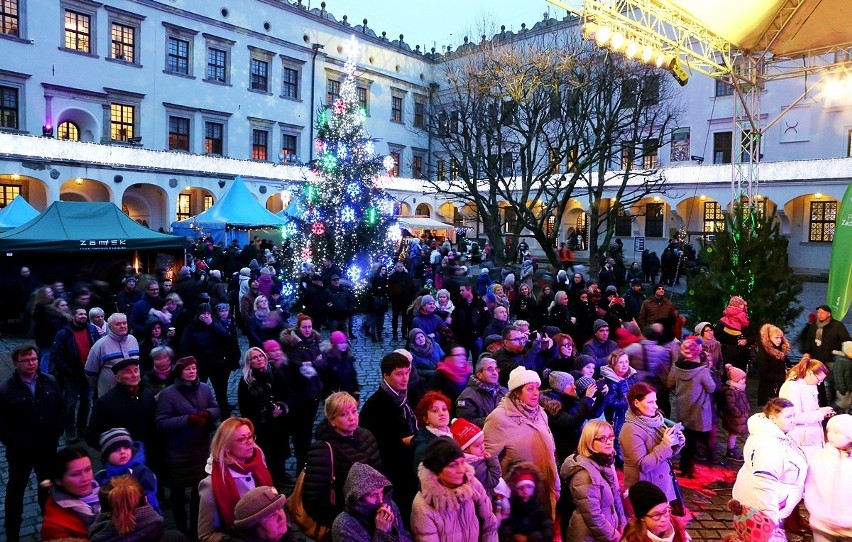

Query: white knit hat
left=507, top=366, right=541, bottom=393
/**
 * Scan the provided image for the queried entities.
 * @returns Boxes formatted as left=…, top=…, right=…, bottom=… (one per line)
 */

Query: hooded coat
left=779, top=378, right=826, bottom=457
left=667, top=359, right=716, bottom=432
left=731, top=413, right=808, bottom=524
left=560, top=453, right=626, bottom=542
left=331, top=463, right=411, bottom=542
left=754, top=324, right=791, bottom=404
left=88, top=505, right=165, bottom=542
left=804, top=441, right=852, bottom=538
left=410, top=463, right=499, bottom=542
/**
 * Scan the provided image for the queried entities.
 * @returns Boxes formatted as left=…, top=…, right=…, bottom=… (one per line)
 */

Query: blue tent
left=171, top=177, right=290, bottom=245
left=0, top=195, right=40, bottom=231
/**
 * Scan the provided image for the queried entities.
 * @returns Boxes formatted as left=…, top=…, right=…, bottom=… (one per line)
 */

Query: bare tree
left=424, top=26, right=684, bottom=274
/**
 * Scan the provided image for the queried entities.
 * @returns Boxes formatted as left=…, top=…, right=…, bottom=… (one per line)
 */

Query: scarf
left=211, top=449, right=273, bottom=528
left=720, top=306, right=749, bottom=330
left=426, top=425, right=452, bottom=438
left=590, top=451, right=615, bottom=467
left=409, top=336, right=435, bottom=359
left=727, top=379, right=746, bottom=391
left=53, top=483, right=102, bottom=526
left=510, top=394, right=543, bottom=422
left=626, top=409, right=668, bottom=445
left=436, top=360, right=472, bottom=385
left=815, top=317, right=830, bottom=347
left=380, top=379, right=419, bottom=433
left=470, top=375, right=501, bottom=396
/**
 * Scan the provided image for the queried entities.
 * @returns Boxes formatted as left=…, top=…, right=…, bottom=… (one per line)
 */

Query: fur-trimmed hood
left=279, top=327, right=322, bottom=348
left=759, top=323, right=790, bottom=360
left=416, top=463, right=478, bottom=512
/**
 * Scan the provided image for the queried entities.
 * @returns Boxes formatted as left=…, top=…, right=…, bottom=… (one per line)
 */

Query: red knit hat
left=450, top=418, right=483, bottom=451
left=514, top=473, right=536, bottom=489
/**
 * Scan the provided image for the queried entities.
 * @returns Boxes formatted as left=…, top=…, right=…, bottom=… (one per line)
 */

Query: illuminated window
left=415, top=204, right=430, bottom=217
left=110, top=103, right=134, bottom=141
left=168, top=116, right=190, bottom=151
left=642, top=138, right=659, bottom=169
left=645, top=202, right=664, bottom=238
left=412, top=155, right=424, bottom=179
left=1, top=0, right=19, bottom=37
left=111, top=22, right=134, bottom=62
left=390, top=152, right=400, bottom=177
left=176, top=193, right=191, bottom=221
left=64, top=10, right=90, bottom=52
left=547, top=215, right=556, bottom=237
left=205, top=122, right=223, bottom=155
left=0, top=184, right=21, bottom=208
left=203, top=195, right=213, bottom=211
left=252, top=129, right=268, bottom=161
left=503, top=207, right=517, bottom=233
left=450, top=159, right=460, bottom=180
left=549, top=149, right=562, bottom=174
left=57, top=121, right=79, bottom=141
left=281, top=134, right=297, bottom=161
left=809, top=200, right=837, bottom=243
left=0, top=85, right=18, bottom=129
left=326, top=80, right=340, bottom=105
left=620, top=142, right=635, bottom=169
left=703, top=201, right=725, bottom=233
left=576, top=212, right=587, bottom=250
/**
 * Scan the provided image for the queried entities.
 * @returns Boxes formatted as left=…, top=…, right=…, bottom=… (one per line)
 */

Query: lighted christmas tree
left=294, top=36, right=400, bottom=284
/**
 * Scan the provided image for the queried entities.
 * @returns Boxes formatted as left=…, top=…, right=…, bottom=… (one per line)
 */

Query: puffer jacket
left=455, top=375, right=508, bottom=428
left=804, top=443, right=852, bottom=537
left=779, top=378, right=825, bottom=456
left=722, top=384, right=750, bottom=436
left=833, top=348, right=852, bottom=396
left=560, top=453, right=626, bottom=542
left=331, top=462, right=411, bottom=542
left=154, top=378, right=219, bottom=480
left=279, top=328, right=323, bottom=404
left=732, top=413, right=807, bottom=524
left=667, top=359, right=716, bottom=432
left=303, top=419, right=383, bottom=527
left=410, top=463, right=499, bottom=542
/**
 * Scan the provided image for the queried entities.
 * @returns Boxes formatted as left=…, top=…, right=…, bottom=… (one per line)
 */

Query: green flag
left=827, top=182, right=852, bottom=317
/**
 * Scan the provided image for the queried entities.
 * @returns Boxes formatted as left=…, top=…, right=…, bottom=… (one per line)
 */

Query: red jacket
left=41, top=494, right=89, bottom=541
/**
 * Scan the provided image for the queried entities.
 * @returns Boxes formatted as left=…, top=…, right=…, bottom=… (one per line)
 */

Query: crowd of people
left=1, top=233, right=851, bottom=542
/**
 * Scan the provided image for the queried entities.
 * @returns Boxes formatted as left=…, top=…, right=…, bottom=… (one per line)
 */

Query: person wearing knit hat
left=506, top=366, right=541, bottom=393
left=575, top=376, right=597, bottom=398
left=95, top=427, right=162, bottom=514
left=722, top=364, right=749, bottom=462
left=450, top=417, right=483, bottom=452
left=679, top=336, right=702, bottom=361
left=99, top=427, right=134, bottom=460
left=172, top=355, right=197, bottom=376
left=546, top=370, right=574, bottom=394
left=593, top=318, right=609, bottom=333
left=694, top=321, right=712, bottom=336
left=574, top=354, right=597, bottom=379
left=583, top=319, right=619, bottom=372
left=622, top=481, right=690, bottom=541
left=420, top=436, right=465, bottom=474
left=669, top=335, right=716, bottom=477
left=232, top=486, right=290, bottom=540
left=330, top=330, right=348, bottom=345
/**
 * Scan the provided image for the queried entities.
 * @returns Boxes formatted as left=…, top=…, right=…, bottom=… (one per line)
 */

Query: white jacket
left=779, top=379, right=825, bottom=457
left=731, top=413, right=808, bottom=524
left=804, top=445, right=852, bottom=537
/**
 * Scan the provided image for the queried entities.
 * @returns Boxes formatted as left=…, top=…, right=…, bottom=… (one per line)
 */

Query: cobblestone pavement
left=1, top=280, right=845, bottom=541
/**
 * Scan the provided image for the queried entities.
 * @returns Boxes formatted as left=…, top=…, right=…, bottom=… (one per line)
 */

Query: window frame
left=642, top=138, right=660, bottom=169
left=645, top=202, right=665, bottom=238
left=109, top=102, right=135, bottom=142
left=176, top=193, right=192, bottom=221
left=703, top=201, right=725, bottom=233
left=251, top=129, right=269, bottom=161
left=713, top=131, right=733, bottom=164
left=57, top=120, right=79, bottom=140
left=278, top=122, right=303, bottom=164
left=204, top=119, right=225, bottom=156
left=614, top=205, right=632, bottom=237
left=167, top=114, right=191, bottom=152
left=326, top=79, right=341, bottom=106
left=808, top=200, right=837, bottom=243
left=357, top=86, right=369, bottom=114
left=248, top=46, right=274, bottom=95
left=715, top=76, right=734, bottom=97
left=203, top=33, right=235, bottom=86
left=413, top=96, right=426, bottom=128
left=279, top=55, right=304, bottom=101
left=1, top=0, right=21, bottom=38
left=391, top=95, right=403, bottom=123
left=0, top=183, right=21, bottom=208
left=0, top=84, right=20, bottom=130
left=620, top=141, right=636, bottom=170
left=105, top=6, right=145, bottom=66
left=163, top=22, right=197, bottom=78
left=61, top=3, right=95, bottom=55
left=105, top=88, right=143, bottom=144
left=248, top=117, right=274, bottom=162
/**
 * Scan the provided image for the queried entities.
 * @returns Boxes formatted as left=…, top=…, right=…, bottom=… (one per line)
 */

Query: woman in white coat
left=803, top=414, right=852, bottom=542
left=779, top=357, right=835, bottom=460
left=731, top=398, right=808, bottom=541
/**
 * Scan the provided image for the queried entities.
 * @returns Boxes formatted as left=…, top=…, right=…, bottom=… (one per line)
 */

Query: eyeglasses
left=506, top=337, right=525, bottom=343
left=234, top=433, right=256, bottom=444
left=560, top=343, right=572, bottom=348
left=147, top=287, right=159, bottom=292
left=593, top=435, right=616, bottom=443
left=646, top=507, right=672, bottom=521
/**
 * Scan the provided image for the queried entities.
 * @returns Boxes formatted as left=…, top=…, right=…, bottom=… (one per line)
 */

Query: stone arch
left=54, top=106, right=99, bottom=143
left=175, top=186, right=216, bottom=221
left=394, top=202, right=411, bottom=216
left=122, top=183, right=170, bottom=231
left=415, top=202, right=431, bottom=217
left=60, top=178, right=112, bottom=202
left=783, top=193, right=838, bottom=242
left=0, top=174, right=50, bottom=209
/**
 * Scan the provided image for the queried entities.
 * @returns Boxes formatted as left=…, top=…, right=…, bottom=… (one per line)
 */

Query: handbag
left=286, top=441, right=335, bottom=540
left=668, top=460, right=686, bottom=517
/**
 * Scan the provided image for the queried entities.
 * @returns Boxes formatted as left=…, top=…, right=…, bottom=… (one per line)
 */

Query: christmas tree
left=294, top=36, right=399, bottom=284
left=687, top=200, right=802, bottom=329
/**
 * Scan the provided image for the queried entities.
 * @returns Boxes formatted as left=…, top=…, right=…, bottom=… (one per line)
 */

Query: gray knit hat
left=99, top=428, right=133, bottom=458
left=233, top=486, right=287, bottom=529
left=547, top=370, right=575, bottom=392
left=593, top=319, right=610, bottom=332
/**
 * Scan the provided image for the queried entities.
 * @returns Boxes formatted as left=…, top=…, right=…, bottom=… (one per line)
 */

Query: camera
left=595, top=378, right=608, bottom=395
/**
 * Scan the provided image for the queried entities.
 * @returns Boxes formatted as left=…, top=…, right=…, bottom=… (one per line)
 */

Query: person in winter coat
left=667, top=337, right=715, bottom=477
left=484, top=366, right=560, bottom=518
left=512, top=283, right=539, bottom=330
left=279, top=314, right=324, bottom=471
left=84, top=313, right=141, bottom=398
left=456, top=357, right=508, bottom=427
left=560, top=420, right=627, bottom=542
left=722, top=365, right=750, bottom=463
left=449, top=417, right=502, bottom=493
left=41, top=445, right=101, bottom=541
left=303, top=392, right=383, bottom=532
left=369, top=265, right=390, bottom=342
left=779, top=357, right=835, bottom=461
left=801, top=304, right=852, bottom=406
left=88, top=474, right=167, bottom=542
left=317, top=331, right=361, bottom=401
left=731, top=398, right=808, bottom=540
left=622, top=481, right=691, bottom=542
left=412, top=295, right=445, bottom=345
left=583, top=320, right=619, bottom=372
left=625, top=324, right=674, bottom=418
left=179, top=303, right=236, bottom=418
left=483, top=306, right=511, bottom=339
left=499, top=461, right=554, bottom=542
left=331, top=463, right=412, bottom=542
left=539, top=369, right=607, bottom=463
left=155, top=356, right=220, bottom=538
left=428, top=345, right=472, bottom=408
left=411, top=437, right=500, bottom=542
left=409, top=328, right=444, bottom=380
left=636, top=285, right=677, bottom=331
left=620, top=382, right=685, bottom=511
left=804, top=413, right=852, bottom=542
left=410, top=390, right=454, bottom=476
left=94, top=428, right=160, bottom=514
left=246, top=295, right=286, bottom=349
left=601, top=349, right=639, bottom=465
left=237, top=347, right=291, bottom=487
left=714, top=296, right=754, bottom=373
left=755, top=324, right=792, bottom=406
left=833, top=341, right=852, bottom=413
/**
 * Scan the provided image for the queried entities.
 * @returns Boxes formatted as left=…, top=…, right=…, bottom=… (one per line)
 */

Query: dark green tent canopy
left=0, top=201, right=187, bottom=253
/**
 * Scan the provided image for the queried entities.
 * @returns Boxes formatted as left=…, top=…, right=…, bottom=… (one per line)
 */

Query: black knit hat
left=421, top=436, right=464, bottom=474
left=628, top=481, right=668, bottom=519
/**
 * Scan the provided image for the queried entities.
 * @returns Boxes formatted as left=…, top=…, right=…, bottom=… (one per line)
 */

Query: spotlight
left=595, top=26, right=612, bottom=47
left=669, top=56, right=689, bottom=86
left=582, top=22, right=599, bottom=42
left=611, top=32, right=626, bottom=52
left=625, top=41, right=639, bottom=59
left=641, top=46, right=654, bottom=64
left=655, top=52, right=667, bottom=68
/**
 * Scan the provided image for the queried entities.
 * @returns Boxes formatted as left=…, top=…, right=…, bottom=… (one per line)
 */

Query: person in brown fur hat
left=754, top=324, right=791, bottom=406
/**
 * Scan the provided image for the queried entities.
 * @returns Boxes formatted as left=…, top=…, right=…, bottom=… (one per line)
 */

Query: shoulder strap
left=325, top=441, right=335, bottom=483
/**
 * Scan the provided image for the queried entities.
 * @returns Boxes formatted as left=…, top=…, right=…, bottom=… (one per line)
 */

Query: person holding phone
left=620, top=382, right=685, bottom=513
left=780, top=356, right=835, bottom=461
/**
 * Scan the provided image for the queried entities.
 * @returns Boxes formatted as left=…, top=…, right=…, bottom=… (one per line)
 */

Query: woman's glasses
left=593, top=434, right=616, bottom=443
left=647, top=507, right=672, bottom=521
left=234, top=433, right=256, bottom=444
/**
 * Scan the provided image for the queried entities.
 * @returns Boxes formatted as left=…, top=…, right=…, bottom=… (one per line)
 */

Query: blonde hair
left=324, top=391, right=358, bottom=420
left=786, top=356, right=827, bottom=381
left=211, top=417, right=256, bottom=479
left=99, top=474, right=144, bottom=535
left=241, top=347, right=267, bottom=385
left=576, top=419, right=614, bottom=458
left=607, top=348, right=628, bottom=368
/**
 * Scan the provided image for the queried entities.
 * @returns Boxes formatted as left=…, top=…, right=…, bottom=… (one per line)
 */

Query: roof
left=395, top=216, right=455, bottom=230
left=660, top=0, right=852, bottom=58
left=173, top=176, right=288, bottom=229
left=0, top=201, right=186, bottom=253
left=0, top=195, right=39, bottom=231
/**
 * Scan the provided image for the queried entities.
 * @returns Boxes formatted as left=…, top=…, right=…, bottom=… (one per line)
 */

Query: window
left=282, top=66, right=299, bottom=99
left=415, top=204, right=430, bottom=217
left=176, top=193, right=191, bottom=221
left=204, top=121, right=223, bottom=155
left=501, top=152, right=513, bottom=176
left=167, top=37, right=190, bottom=74
left=740, top=197, right=767, bottom=219
left=110, top=22, right=134, bottom=62
left=450, top=159, right=460, bottom=180
left=250, top=58, right=268, bottom=92
left=389, top=151, right=400, bottom=176
left=715, top=77, right=734, bottom=97
left=57, top=121, right=79, bottom=140
left=412, top=155, right=424, bottom=179
left=207, top=48, right=227, bottom=82
left=1, top=0, right=19, bottom=37
left=575, top=212, right=587, bottom=250
left=252, top=129, right=268, bottom=161
left=713, top=131, right=732, bottom=164
left=502, top=207, right=517, bottom=233
left=391, top=96, right=403, bottom=122
left=0, top=85, right=18, bottom=129
left=620, top=142, right=635, bottom=169
left=740, top=130, right=759, bottom=162
left=645, top=202, right=664, bottom=238
left=327, top=80, right=340, bottom=105
left=703, top=201, right=724, bottom=233
left=357, top=87, right=368, bottom=113
left=549, top=149, right=562, bottom=174
left=437, top=159, right=446, bottom=181
left=413, top=98, right=425, bottom=128
left=64, top=9, right=91, bottom=52
left=280, top=133, right=297, bottom=162
left=203, top=195, right=213, bottom=211
left=168, top=116, right=190, bottom=151
left=809, top=200, right=837, bottom=243
left=642, top=138, right=659, bottom=169
left=110, top=103, right=134, bottom=141
left=0, top=183, right=20, bottom=207
left=615, top=205, right=632, bottom=237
